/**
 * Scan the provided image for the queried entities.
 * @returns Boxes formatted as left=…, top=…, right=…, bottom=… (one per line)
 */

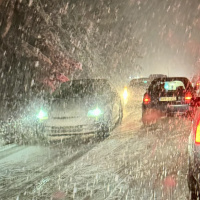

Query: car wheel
left=35, top=123, right=47, bottom=142
left=97, top=109, right=113, bottom=138
left=188, top=160, right=200, bottom=200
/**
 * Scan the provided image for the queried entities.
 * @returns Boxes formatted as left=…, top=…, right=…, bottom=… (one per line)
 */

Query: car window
left=164, top=81, right=185, bottom=91
left=53, top=80, right=111, bottom=98
left=149, top=78, right=193, bottom=94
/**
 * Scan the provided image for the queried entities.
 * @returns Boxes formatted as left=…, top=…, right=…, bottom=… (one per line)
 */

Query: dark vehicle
left=142, top=77, right=195, bottom=125
left=129, top=77, right=150, bottom=87
left=149, top=74, right=167, bottom=81
left=188, top=107, right=200, bottom=199
left=191, top=75, right=200, bottom=97
left=37, top=79, right=123, bottom=139
left=191, top=74, right=200, bottom=86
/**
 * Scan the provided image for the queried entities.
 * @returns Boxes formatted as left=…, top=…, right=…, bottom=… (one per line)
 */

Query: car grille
left=45, top=125, right=84, bottom=133
left=52, top=116, right=79, bottom=119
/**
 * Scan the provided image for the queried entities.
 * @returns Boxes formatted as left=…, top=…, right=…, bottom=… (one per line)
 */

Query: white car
left=35, top=79, right=123, bottom=139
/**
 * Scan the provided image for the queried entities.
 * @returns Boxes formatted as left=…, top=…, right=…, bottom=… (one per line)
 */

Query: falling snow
left=0, top=0, right=200, bottom=199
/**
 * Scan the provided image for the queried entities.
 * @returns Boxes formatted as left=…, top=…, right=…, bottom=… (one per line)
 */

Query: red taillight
left=143, top=94, right=151, bottom=105
left=185, top=92, right=192, bottom=103
left=195, top=120, right=200, bottom=144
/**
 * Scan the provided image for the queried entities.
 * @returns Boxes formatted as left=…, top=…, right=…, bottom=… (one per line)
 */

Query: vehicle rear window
left=149, top=78, right=192, bottom=94
left=163, top=81, right=185, bottom=91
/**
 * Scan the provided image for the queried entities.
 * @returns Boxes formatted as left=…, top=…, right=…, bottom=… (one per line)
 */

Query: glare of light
left=87, top=108, right=102, bottom=117
left=185, top=96, right=192, bottom=100
left=123, top=87, right=128, bottom=100
left=37, top=110, right=48, bottom=120
left=143, top=80, right=147, bottom=83
left=122, top=86, right=128, bottom=105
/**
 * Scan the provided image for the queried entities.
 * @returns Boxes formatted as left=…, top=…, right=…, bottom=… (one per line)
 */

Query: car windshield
left=1, top=1, right=199, bottom=199
left=53, top=79, right=111, bottom=98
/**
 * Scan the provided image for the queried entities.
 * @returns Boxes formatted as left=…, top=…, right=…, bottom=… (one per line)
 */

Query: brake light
left=143, top=94, right=151, bottom=104
left=195, top=120, right=200, bottom=144
left=185, top=92, right=192, bottom=103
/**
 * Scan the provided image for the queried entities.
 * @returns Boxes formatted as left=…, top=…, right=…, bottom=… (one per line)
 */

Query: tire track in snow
left=48, top=129, right=147, bottom=199
left=0, top=142, right=96, bottom=199
left=22, top=134, right=139, bottom=199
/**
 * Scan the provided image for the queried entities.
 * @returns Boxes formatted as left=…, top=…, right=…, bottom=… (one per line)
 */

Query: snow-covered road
left=0, top=87, right=191, bottom=200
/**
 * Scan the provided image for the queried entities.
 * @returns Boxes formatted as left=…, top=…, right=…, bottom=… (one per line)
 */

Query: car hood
left=48, top=95, right=109, bottom=119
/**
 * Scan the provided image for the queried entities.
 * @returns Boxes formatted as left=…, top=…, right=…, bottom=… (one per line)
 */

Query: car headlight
left=123, top=87, right=128, bottom=100
left=87, top=108, right=103, bottom=117
left=37, top=110, right=48, bottom=120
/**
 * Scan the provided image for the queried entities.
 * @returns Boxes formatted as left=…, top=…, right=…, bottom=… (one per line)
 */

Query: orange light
left=143, top=94, right=151, bottom=104
left=195, top=120, right=200, bottom=144
left=185, top=92, right=192, bottom=103
left=185, top=96, right=192, bottom=100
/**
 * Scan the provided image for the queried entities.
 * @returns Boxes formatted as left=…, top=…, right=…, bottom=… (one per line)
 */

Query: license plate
left=159, top=97, right=176, bottom=101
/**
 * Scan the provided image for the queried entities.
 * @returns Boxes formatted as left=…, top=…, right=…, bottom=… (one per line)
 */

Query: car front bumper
left=43, top=123, right=103, bottom=137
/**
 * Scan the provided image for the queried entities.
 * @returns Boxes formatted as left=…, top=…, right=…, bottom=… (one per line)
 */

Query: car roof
left=151, top=77, right=190, bottom=82
left=61, top=78, right=109, bottom=85
left=58, top=78, right=111, bottom=90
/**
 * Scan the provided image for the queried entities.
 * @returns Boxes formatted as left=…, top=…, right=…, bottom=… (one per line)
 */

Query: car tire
left=188, top=160, right=200, bottom=200
left=97, top=109, right=113, bottom=138
left=35, top=123, right=48, bottom=144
